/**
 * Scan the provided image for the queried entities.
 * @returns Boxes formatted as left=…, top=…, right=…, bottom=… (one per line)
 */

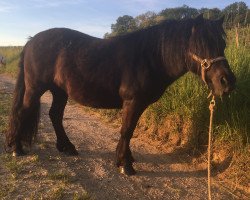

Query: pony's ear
left=217, top=15, right=225, bottom=25
left=194, top=13, right=204, bottom=25
left=192, top=13, right=204, bottom=34
left=196, top=13, right=204, bottom=21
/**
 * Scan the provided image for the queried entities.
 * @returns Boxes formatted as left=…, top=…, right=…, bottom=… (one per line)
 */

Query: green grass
left=73, top=192, right=94, bottom=200
left=47, top=186, right=65, bottom=200
left=0, top=154, right=23, bottom=179
left=0, top=182, right=15, bottom=199
left=216, top=45, right=250, bottom=144
left=48, top=171, right=71, bottom=183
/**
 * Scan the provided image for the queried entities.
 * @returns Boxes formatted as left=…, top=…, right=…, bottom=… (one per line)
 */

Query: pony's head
left=188, top=14, right=236, bottom=96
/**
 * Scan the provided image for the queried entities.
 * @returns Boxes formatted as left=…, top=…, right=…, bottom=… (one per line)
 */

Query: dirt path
left=0, top=74, right=246, bottom=199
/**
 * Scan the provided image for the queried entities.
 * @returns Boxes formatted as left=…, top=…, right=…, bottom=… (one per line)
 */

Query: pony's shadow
left=135, top=153, right=232, bottom=178
left=33, top=138, right=232, bottom=180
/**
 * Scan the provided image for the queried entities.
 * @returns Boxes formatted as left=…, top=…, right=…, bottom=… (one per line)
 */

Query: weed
left=48, top=185, right=65, bottom=200
left=0, top=182, right=14, bottom=199
left=0, top=91, right=12, bottom=133
left=48, top=171, right=71, bottom=183
left=0, top=154, right=23, bottom=179
left=73, top=192, right=94, bottom=200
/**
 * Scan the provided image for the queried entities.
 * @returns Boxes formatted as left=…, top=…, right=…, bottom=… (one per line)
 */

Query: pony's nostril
left=220, top=76, right=228, bottom=86
left=232, top=75, right=236, bottom=85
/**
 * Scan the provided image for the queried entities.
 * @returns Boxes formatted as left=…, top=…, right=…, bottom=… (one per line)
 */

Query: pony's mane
left=188, top=18, right=226, bottom=58
left=109, top=17, right=226, bottom=75
left=109, top=18, right=194, bottom=75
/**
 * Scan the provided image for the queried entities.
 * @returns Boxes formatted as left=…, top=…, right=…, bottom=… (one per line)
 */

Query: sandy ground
left=0, top=74, right=248, bottom=199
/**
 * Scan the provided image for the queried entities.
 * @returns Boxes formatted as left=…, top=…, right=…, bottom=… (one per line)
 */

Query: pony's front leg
left=116, top=99, right=145, bottom=175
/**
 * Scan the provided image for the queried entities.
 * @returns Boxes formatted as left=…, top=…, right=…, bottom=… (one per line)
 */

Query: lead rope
left=208, top=95, right=215, bottom=200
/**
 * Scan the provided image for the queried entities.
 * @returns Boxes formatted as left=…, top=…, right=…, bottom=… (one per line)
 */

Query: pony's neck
left=116, top=19, right=193, bottom=83
left=158, top=20, right=192, bottom=80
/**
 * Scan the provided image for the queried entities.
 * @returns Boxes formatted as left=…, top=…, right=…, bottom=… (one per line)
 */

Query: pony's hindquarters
left=6, top=51, right=41, bottom=156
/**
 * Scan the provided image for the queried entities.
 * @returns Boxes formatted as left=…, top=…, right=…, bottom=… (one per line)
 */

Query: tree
left=244, top=9, right=250, bottom=25
left=110, top=15, right=137, bottom=35
left=135, top=11, right=158, bottom=29
left=222, top=2, right=248, bottom=27
left=160, top=5, right=198, bottom=20
left=104, top=2, right=249, bottom=38
left=199, top=8, right=222, bottom=19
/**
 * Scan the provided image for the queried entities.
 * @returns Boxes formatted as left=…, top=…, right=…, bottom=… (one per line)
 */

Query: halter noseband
left=189, top=52, right=227, bottom=84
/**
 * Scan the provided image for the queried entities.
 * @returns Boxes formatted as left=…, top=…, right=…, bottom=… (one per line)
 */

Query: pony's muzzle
left=221, top=74, right=236, bottom=95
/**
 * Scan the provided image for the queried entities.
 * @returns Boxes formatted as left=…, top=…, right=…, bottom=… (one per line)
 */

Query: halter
left=189, top=52, right=227, bottom=85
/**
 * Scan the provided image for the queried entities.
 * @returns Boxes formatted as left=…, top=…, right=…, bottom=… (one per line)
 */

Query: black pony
left=6, top=14, right=235, bottom=175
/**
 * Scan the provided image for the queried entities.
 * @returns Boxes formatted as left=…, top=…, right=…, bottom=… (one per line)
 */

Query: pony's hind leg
left=49, top=87, right=78, bottom=155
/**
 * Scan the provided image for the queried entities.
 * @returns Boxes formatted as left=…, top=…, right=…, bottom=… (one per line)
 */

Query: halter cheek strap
left=189, top=52, right=226, bottom=84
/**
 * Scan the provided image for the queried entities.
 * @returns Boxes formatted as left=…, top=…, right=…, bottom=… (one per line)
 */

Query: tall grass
left=217, top=42, right=250, bottom=145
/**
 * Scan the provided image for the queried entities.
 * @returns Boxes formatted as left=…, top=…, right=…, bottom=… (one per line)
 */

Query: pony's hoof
left=57, top=143, right=78, bottom=156
left=116, top=156, right=135, bottom=167
left=12, top=149, right=27, bottom=157
left=130, top=155, right=135, bottom=163
left=64, top=147, right=79, bottom=156
left=119, top=165, right=136, bottom=176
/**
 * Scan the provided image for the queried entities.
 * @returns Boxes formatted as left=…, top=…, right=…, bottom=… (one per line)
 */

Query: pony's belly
left=69, top=87, right=123, bottom=109
left=57, top=71, right=123, bottom=109
left=77, top=97, right=123, bottom=109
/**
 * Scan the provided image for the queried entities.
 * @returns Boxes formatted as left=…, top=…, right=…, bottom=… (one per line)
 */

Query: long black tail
left=6, top=50, right=40, bottom=149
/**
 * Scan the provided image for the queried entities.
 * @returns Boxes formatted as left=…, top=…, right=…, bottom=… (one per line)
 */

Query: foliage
left=222, top=1, right=249, bottom=27
left=105, top=2, right=249, bottom=38
left=111, top=15, right=137, bottom=36
left=160, top=5, right=199, bottom=19
left=135, top=11, right=158, bottom=29
left=200, top=8, right=221, bottom=20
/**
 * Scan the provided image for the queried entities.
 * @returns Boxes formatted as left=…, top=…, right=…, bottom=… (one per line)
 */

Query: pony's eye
left=220, top=76, right=228, bottom=86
